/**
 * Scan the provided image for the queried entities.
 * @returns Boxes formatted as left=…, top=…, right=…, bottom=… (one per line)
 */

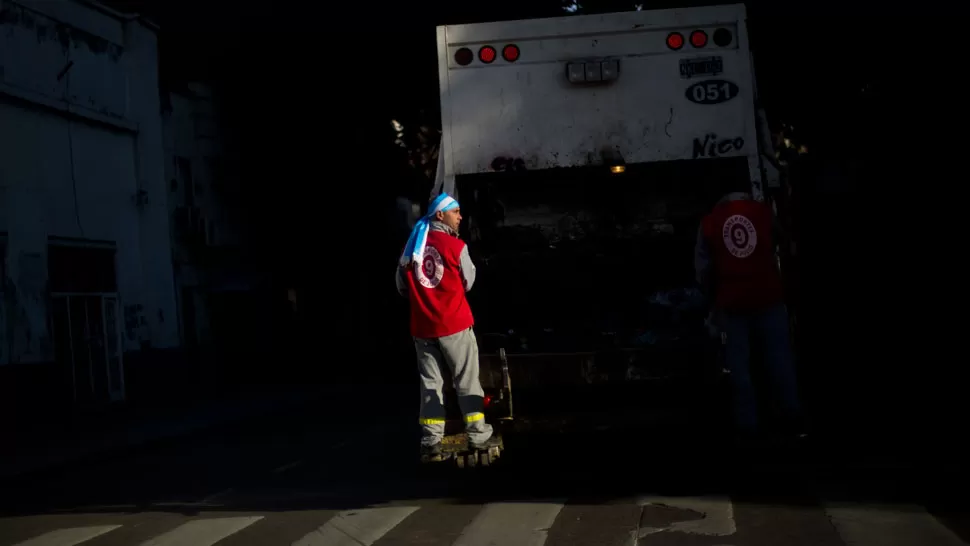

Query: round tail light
left=479, top=45, right=497, bottom=64
left=713, top=28, right=733, bottom=47
left=455, top=47, right=473, bottom=66
left=502, top=44, right=520, bottom=62
left=666, top=32, right=684, bottom=50
left=690, top=30, right=708, bottom=48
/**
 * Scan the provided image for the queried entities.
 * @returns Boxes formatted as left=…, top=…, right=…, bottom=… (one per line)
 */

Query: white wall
left=0, top=0, right=178, bottom=364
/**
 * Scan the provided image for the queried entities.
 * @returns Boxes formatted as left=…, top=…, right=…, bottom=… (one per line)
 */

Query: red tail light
left=502, top=44, right=520, bottom=62
left=484, top=395, right=493, bottom=409
left=455, top=47, right=473, bottom=66
left=479, top=45, right=497, bottom=64
left=666, top=32, right=684, bottom=50
left=690, top=30, right=708, bottom=48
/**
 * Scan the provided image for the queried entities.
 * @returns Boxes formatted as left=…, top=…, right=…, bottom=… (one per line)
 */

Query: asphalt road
left=1, top=397, right=968, bottom=546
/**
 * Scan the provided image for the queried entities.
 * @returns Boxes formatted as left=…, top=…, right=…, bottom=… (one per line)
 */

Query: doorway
left=48, top=241, right=125, bottom=404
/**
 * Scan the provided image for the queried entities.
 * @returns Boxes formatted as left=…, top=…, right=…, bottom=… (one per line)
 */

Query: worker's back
left=701, top=196, right=783, bottom=312
left=405, top=228, right=474, bottom=339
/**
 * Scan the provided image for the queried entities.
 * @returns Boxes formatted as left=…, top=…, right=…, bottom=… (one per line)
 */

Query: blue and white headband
left=399, top=193, right=459, bottom=267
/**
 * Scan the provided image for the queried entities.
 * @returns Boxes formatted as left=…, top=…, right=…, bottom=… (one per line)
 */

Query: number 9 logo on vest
left=721, top=214, right=758, bottom=258
left=415, top=246, right=445, bottom=288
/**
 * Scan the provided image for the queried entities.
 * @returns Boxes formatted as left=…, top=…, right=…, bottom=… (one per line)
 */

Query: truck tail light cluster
left=666, top=28, right=733, bottom=50
left=454, top=44, right=520, bottom=66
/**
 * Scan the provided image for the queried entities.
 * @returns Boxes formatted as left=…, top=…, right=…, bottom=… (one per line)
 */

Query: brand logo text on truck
left=679, top=56, right=724, bottom=79
left=692, top=133, right=744, bottom=159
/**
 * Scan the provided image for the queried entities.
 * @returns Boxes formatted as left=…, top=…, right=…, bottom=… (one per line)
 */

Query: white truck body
left=433, top=4, right=776, bottom=199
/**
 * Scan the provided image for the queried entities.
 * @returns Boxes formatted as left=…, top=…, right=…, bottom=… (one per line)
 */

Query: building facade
left=0, top=0, right=176, bottom=407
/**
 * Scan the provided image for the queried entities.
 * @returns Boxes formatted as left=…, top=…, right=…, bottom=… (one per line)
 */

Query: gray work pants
left=415, top=327, right=494, bottom=446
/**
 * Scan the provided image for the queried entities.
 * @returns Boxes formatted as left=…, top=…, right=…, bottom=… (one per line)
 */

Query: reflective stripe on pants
left=415, top=328, right=494, bottom=446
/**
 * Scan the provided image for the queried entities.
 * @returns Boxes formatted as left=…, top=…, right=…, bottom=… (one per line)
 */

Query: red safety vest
left=701, top=198, right=784, bottom=312
left=406, top=230, right=475, bottom=339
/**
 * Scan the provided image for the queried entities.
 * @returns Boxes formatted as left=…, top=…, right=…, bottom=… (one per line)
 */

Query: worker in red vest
left=695, top=187, right=804, bottom=443
left=396, top=193, right=502, bottom=460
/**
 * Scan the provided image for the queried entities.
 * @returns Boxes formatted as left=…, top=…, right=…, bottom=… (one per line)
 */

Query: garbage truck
left=428, top=3, right=785, bottom=465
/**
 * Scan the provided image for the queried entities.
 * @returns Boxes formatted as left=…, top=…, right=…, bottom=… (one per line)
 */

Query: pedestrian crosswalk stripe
left=292, top=506, right=420, bottom=546
left=5, top=498, right=969, bottom=546
left=452, top=501, right=566, bottom=546
left=137, top=516, right=264, bottom=546
left=13, top=525, right=122, bottom=546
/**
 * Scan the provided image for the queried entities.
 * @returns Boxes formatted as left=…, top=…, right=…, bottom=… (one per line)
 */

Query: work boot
left=420, top=442, right=448, bottom=462
left=469, top=434, right=503, bottom=451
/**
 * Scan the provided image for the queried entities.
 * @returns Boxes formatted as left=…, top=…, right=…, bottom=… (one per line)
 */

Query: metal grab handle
left=498, top=347, right=513, bottom=420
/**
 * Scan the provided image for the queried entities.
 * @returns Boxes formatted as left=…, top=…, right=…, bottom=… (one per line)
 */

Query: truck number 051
left=685, top=79, right=739, bottom=105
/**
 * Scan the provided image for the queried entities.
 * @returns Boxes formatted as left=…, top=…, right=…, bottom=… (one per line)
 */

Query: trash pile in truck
left=635, top=286, right=708, bottom=346
left=472, top=212, right=713, bottom=348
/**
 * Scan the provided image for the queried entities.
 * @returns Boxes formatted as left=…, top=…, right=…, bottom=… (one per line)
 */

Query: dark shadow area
left=457, top=159, right=747, bottom=347
left=2, top=1, right=964, bottom=544
left=2, top=392, right=968, bottom=510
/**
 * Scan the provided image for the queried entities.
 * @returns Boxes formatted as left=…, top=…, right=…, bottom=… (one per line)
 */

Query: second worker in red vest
left=396, top=193, right=502, bottom=460
left=695, top=188, right=804, bottom=442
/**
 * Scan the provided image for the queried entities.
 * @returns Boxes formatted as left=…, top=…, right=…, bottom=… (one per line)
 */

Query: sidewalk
left=0, top=386, right=321, bottom=481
